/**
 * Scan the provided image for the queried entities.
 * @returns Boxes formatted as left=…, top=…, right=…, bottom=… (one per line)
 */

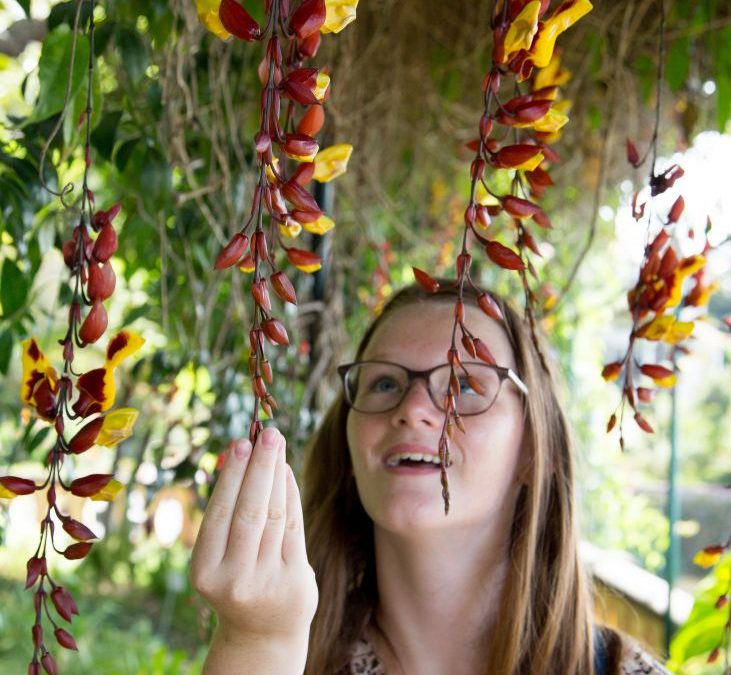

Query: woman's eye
left=370, top=376, right=399, bottom=393
left=458, top=376, right=475, bottom=394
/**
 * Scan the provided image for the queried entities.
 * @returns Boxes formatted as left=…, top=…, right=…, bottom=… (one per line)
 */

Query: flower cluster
left=601, top=157, right=718, bottom=448
left=0, top=5, right=143, bottom=672
left=412, top=0, right=593, bottom=513
left=195, top=0, right=356, bottom=441
left=693, top=535, right=730, bottom=667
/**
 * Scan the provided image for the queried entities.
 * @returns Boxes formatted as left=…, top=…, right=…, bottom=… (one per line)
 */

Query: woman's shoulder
left=618, top=641, right=674, bottom=674
left=336, top=636, right=386, bottom=675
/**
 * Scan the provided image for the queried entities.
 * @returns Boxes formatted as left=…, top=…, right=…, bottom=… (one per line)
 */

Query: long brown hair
left=302, top=282, right=619, bottom=674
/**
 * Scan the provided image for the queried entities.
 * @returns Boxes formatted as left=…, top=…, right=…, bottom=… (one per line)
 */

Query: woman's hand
left=190, top=427, right=318, bottom=664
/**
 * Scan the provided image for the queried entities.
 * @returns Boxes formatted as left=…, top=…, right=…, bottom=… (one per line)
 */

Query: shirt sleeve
left=619, top=643, right=675, bottom=674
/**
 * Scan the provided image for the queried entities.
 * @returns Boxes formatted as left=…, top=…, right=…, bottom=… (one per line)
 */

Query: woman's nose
left=390, top=378, right=441, bottom=427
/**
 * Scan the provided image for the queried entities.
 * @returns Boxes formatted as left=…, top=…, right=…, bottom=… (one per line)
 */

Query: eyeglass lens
left=344, top=363, right=501, bottom=414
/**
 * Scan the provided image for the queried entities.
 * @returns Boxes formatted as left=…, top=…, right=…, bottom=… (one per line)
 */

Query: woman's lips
left=381, top=442, right=448, bottom=474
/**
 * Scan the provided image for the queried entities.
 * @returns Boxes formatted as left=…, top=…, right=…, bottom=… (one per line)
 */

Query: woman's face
left=346, top=301, right=527, bottom=536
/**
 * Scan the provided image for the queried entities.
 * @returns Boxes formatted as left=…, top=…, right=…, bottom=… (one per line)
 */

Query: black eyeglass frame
left=336, top=360, right=529, bottom=416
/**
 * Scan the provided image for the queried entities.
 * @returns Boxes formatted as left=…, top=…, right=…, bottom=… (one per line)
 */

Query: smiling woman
left=190, top=281, right=671, bottom=675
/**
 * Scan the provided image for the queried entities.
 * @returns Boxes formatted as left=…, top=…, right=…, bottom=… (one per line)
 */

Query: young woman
left=190, top=282, right=671, bottom=675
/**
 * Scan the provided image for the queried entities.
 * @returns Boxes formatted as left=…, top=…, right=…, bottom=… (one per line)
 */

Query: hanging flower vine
left=195, top=0, right=356, bottom=442
left=0, top=2, right=143, bottom=672
left=412, top=0, right=593, bottom=513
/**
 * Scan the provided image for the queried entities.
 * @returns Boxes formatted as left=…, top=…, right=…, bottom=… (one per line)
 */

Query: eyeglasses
left=337, top=360, right=528, bottom=416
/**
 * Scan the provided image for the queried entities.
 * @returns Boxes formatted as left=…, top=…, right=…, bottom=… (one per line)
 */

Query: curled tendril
left=38, top=0, right=87, bottom=207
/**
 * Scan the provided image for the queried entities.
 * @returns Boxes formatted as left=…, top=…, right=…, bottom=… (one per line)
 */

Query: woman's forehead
left=361, top=301, right=517, bottom=369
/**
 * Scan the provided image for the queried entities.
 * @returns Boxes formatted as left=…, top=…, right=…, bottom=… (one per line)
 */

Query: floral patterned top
left=337, top=635, right=674, bottom=674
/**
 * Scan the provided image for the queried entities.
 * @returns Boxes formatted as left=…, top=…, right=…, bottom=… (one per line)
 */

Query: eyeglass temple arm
left=506, top=368, right=529, bottom=396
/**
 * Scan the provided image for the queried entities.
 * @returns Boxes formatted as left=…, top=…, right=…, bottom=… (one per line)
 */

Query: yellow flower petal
left=106, top=330, right=145, bottom=369
left=266, top=157, right=280, bottom=184
left=531, top=0, right=593, bottom=68
left=89, top=478, right=124, bottom=502
left=503, top=1, right=541, bottom=61
left=195, top=0, right=232, bottom=40
left=280, top=221, right=303, bottom=238
left=314, top=72, right=331, bottom=101
left=534, top=51, right=571, bottom=89
left=284, top=150, right=319, bottom=162
left=653, top=374, right=677, bottom=388
left=511, top=152, right=544, bottom=171
left=313, top=143, right=353, bottom=182
left=693, top=549, right=722, bottom=568
left=21, top=338, right=58, bottom=405
left=322, top=0, right=358, bottom=34
left=95, top=408, right=139, bottom=448
left=303, top=214, right=335, bottom=235
left=515, top=107, right=569, bottom=133
left=474, top=182, right=500, bottom=207
left=0, top=485, right=20, bottom=499
left=294, top=262, right=322, bottom=273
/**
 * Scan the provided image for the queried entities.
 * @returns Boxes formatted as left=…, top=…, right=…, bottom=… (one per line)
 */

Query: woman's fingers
left=258, top=442, right=287, bottom=561
left=191, top=439, right=252, bottom=572
left=225, top=427, right=281, bottom=565
left=281, top=464, right=308, bottom=565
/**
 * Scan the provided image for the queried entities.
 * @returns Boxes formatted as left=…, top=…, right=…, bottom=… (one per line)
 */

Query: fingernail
left=261, top=428, right=278, bottom=448
left=233, top=440, right=252, bottom=459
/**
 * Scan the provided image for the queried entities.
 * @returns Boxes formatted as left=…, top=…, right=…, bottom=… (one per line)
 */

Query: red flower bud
left=271, top=271, right=297, bottom=305
left=494, top=144, right=542, bottom=169
left=262, top=317, right=289, bottom=345
left=501, top=195, right=540, bottom=218
left=476, top=205, right=491, bottom=229
left=485, top=240, right=525, bottom=270
left=216, top=233, right=249, bottom=270
left=92, top=203, right=121, bottom=229
left=68, top=417, right=104, bottom=454
left=477, top=293, right=503, bottom=321
left=626, top=138, right=640, bottom=168
left=92, top=223, right=118, bottom=262
left=473, top=338, right=496, bottom=365
left=292, top=161, right=315, bottom=186
left=412, top=267, right=439, bottom=293
left=219, top=0, right=260, bottom=41
left=252, top=279, right=271, bottom=311
left=69, top=473, right=114, bottom=497
left=298, top=31, right=321, bottom=58
left=289, top=0, right=326, bottom=39
left=62, top=517, right=97, bottom=542
left=297, top=105, right=325, bottom=136
left=54, top=627, right=78, bottom=651
left=25, top=556, right=44, bottom=589
left=283, top=133, right=318, bottom=159
left=456, top=253, right=472, bottom=276
left=32, top=623, right=43, bottom=647
left=254, top=131, right=271, bottom=154
left=282, top=180, right=320, bottom=212
left=79, top=300, right=108, bottom=344
left=40, top=652, right=57, bottom=675
left=633, top=412, right=654, bottom=434
left=640, top=364, right=674, bottom=380
left=88, top=260, right=116, bottom=301
left=51, top=586, right=79, bottom=623
left=286, top=247, right=321, bottom=271
left=0, top=476, right=37, bottom=495
left=252, top=230, right=269, bottom=261
left=63, top=542, right=93, bottom=560
left=281, top=68, right=320, bottom=106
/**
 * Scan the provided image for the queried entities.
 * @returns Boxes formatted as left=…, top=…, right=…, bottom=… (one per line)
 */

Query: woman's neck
left=369, top=524, right=511, bottom=675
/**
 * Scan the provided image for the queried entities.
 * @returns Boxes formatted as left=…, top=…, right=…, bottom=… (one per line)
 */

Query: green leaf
left=16, top=0, right=31, bottom=17
left=0, top=259, right=29, bottom=317
left=0, top=329, right=13, bottom=375
left=31, top=25, right=90, bottom=123
left=665, top=36, right=689, bottom=92
left=116, top=28, right=148, bottom=86
left=91, top=111, right=123, bottom=161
